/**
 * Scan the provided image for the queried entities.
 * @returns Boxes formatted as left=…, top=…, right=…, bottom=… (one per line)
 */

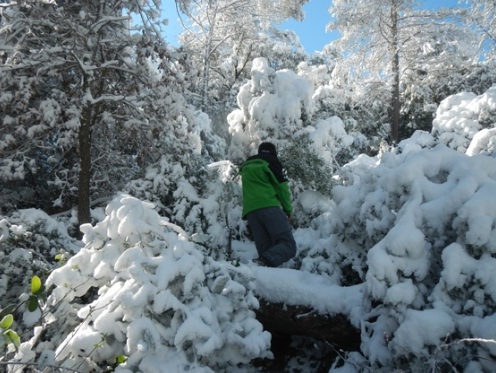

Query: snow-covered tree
left=226, top=57, right=356, bottom=232
left=122, top=106, right=229, bottom=255
left=328, top=0, right=480, bottom=143
left=177, top=0, right=308, bottom=113
left=399, top=12, right=492, bottom=137
left=0, top=0, right=197, bottom=226
left=465, top=0, right=496, bottom=60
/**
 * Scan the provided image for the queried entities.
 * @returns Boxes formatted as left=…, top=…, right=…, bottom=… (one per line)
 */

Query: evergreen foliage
left=279, top=136, right=334, bottom=197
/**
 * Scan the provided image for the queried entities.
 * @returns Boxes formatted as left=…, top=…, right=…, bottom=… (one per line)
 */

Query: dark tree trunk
left=78, top=105, right=92, bottom=227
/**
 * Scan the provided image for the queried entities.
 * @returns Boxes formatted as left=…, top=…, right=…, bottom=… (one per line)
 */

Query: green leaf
left=0, top=314, right=13, bottom=329
left=31, top=275, right=42, bottom=295
left=115, top=355, right=127, bottom=364
left=4, top=329, right=21, bottom=348
left=28, top=295, right=39, bottom=312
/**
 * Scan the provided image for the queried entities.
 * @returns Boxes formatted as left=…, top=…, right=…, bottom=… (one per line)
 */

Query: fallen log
left=255, top=299, right=361, bottom=352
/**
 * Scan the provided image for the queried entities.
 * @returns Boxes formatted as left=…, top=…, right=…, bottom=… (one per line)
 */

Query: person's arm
left=277, top=180, right=293, bottom=216
left=266, top=164, right=293, bottom=215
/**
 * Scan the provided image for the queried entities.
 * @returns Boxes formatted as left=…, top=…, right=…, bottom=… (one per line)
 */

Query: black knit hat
left=258, top=142, right=277, bottom=156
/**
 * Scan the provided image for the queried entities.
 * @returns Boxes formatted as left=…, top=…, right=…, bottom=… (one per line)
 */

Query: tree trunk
left=78, top=104, right=92, bottom=227
left=199, top=1, right=220, bottom=110
left=390, top=0, right=401, bottom=143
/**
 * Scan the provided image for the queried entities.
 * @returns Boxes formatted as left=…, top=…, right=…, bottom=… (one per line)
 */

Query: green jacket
left=240, top=153, right=293, bottom=218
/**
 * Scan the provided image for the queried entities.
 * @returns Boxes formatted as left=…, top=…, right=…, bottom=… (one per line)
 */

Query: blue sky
left=280, top=0, right=464, bottom=53
left=161, top=0, right=465, bottom=53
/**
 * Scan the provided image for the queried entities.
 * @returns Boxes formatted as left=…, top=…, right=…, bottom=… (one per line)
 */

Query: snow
left=298, top=190, right=333, bottom=214
left=253, top=267, right=364, bottom=327
left=391, top=307, right=455, bottom=355
left=433, top=87, right=496, bottom=154
left=307, top=117, right=354, bottom=163
left=3, top=63, right=496, bottom=372
left=228, top=57, right=315, bottom=160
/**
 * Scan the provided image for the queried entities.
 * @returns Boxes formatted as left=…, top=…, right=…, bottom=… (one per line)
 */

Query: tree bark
left=78, top=104, right=92, bottom=227
left=255, top=299, right=361, bottom=351
left=390, top=0, right=401, bottom=143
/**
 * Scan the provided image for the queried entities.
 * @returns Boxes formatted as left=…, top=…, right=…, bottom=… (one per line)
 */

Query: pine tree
left=328, top=0, right=480, bottom=143
left=0, top=0, right=194, bottom=225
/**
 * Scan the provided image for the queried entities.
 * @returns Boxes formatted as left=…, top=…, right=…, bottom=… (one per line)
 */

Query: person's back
left=240, top=142, right=296, bottom=267
left=241, top=152, right=292, bottom=219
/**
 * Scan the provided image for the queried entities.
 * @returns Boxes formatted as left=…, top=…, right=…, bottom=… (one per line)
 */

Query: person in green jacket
left=240, top=142, right=296, bottom=267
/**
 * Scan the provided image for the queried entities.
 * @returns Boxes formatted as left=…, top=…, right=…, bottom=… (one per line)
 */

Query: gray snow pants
left=246, top=206, right=297, bottom=267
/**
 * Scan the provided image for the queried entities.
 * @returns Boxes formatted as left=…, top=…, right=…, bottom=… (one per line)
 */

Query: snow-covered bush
left=0, top=209, right=79, bottom=368
left=124, top=155, right=234, bottom=256
left=433, top=87, right=496, bottom=154
left=279, top=135, right=334, bottom=197
left=0, top=209, right=79, bottom=316
left=297, top=54, right=334, bottom=89
left=124, top=107, right=229, bottom=255
left=227, top=57, right=314, bottom=162
left=311, top=82, right=380, bottom=160
left=293, top=126, right=496, bottom=370
left=12, top=194, right=270, bottom=372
